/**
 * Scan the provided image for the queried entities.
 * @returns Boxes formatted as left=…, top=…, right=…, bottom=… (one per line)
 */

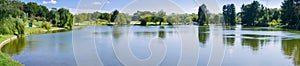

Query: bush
left=41, top=22, right=52, bottom=30
left=0, top=17, right=25, bottom=35
left=268, top=19, right=281, bottom=28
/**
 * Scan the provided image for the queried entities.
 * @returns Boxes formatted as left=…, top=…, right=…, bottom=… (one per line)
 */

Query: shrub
left=41, top=22, right=52, bottom=30
left=0, top=17, right=25, bottom=35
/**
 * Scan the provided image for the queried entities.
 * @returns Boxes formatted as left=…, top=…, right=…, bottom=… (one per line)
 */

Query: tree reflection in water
left=1, top=37, right=27, bottom=56
left=282, top=39, right=300, bottom=66
left=158, top=27, right=166, bottom=39
left=198, top=26, right=209, bottom=47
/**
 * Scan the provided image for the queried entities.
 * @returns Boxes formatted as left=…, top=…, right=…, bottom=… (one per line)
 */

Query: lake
left=2, top=25, right=300, bottom=66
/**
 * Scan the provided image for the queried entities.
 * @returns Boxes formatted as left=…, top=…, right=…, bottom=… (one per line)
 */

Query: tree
left=110, top=10, right=119, bottom=22
left=57, top=8, right=74, bottom=29
left=241, top=1, right=261, bottom=26
left=99, top=13, right=111, bottom=22
left=0, top=0, right=25, bottom=36
left=0, top=0, right=25, bottom=19
left=36, top=5, right=49, bottom=19
left=47, top=8, right=60, bottom=26
left=223, top=4, right=236, bottom=26
left=132, top=11, right=141, bottom=21
left=157, top=10, right=167, bottom=25
left=281, top=0, right=300, bottom=29
left=198, top=4, right=208, bottom=26
left=115, top=13, right=131, bottom=24
left=24, top=2, right=39, bottom=17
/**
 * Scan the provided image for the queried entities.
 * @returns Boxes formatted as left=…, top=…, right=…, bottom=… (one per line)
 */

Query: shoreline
left=0, top=36, right=17, bottom=49
left=0, top=35, right=22, bottom=66
left=0, top=27, right=73, bottom=66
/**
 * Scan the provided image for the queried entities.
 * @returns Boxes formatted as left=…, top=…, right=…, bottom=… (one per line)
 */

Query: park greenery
left=0, top=0, right=300, bottom=65
left=0, top=0, right=74, bottom=65
left=74, top=0, right=300, bottom=31
left=0, top=0, right=74, bottom=36
left=223, top=4, right=236, bottom=26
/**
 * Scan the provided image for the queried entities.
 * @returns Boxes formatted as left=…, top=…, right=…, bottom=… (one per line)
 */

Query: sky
left=21, top=0, right=284, bottom=15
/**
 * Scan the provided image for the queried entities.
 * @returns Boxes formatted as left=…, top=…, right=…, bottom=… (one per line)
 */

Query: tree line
left=75, top=5, right=224, bottom=26
left=223, top=0, right=300, bottom=30
left=0, top=0, right=74, bottom=36
left=75, top=0, right=300, bottom=30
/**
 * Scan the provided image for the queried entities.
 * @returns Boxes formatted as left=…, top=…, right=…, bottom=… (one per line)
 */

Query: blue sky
left=21, top=0, right=284, bottom=14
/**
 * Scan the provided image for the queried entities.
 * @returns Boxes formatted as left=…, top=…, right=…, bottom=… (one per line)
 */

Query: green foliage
left=0, top=17, right=25, bottom=36
left=57, top=8, right=74, bottom=29
left=281, top=0, right=296, bottom=25
left=110, top=10, right=119, bottom=22
left=0, top=0, right=25, bottom=19
left=99, top=13, right=111, bottom=22
left=41, top=22, right=52, bottom=30
left=132, top=11, right=155, bottom=21
left=241, top=1, right=261, bottom=26
left=281, top=0, right=300, bottom=29
left=223, top=4, right=236, bottom=26
left=208, top=14, right=223, bottom=25
left=47, top=8, right=60, bottom=25
left=268, top=19, right=281, bottom=27
left=0, top=51, right=23, bottom=66
left=240, top=1, right=277, bottom=27
left=198, top=4, right=208, bottom=26
left=24, top=2, right=39, bottom=17
left=139, top=17, right=148, bottom=26
left=114, top=13, right=131, bottom=24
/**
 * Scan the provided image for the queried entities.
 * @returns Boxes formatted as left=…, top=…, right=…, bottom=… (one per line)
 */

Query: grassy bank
left=0, top=35, right=23, bottom=66
left=0, top=35, right=14, bottom=44
left=0, top=51, right=23, bottom=66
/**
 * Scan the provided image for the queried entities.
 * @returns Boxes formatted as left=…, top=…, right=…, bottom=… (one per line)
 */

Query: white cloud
left=92, top=2, right=102, bottom=5
left=68, top=8, right=110, bottom=14
left=43, top=0, right=57, bottom=4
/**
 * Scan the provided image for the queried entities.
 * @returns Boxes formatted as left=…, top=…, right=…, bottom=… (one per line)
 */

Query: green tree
left=223, top=4, right=236, bottom=26
left=115, top=13, right=131, bottom=24
left=281, top=0, right=300, bottom=29
left=198, top=4, right=208, bottom=26
left=57, top=8, right=74, bottom=29
left=24, top=2, right=39, bottom=17
left=36, top=5, right=49, bottom=20
left=241, top=1, right=261, bottom=26
left=0, top=0, right=25, bottom=19
left=99, top=13, right=111, bottom=22
left=47, top=8, right=60, bottom=26
left=110, top=10, right=119, bottom=22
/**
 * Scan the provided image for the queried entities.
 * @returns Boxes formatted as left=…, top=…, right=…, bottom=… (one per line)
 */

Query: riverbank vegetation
left=75, top=5, right=214, bottom=26
left=0, top=0, right=74, bottom=37
left=0, top=0, right=74, bottom=65
left=0, top=52, right=23, bottom=66
left=225, top=0, right=300, bottom=30
left=74, top=0, right=300, bottom=31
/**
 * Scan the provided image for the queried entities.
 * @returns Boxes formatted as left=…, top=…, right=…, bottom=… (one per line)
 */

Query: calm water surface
left=2, top=25, right=300, bottom=66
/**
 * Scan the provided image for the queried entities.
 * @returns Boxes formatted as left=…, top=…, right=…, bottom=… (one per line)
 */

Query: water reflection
left=241, top=39, right=270, bottom=51
left=1, top=37, right=26, bottom=56
left=158, top=27, right=166, bottom=39
left=113, top=26, right=124, bottom=39
left=226, top=38, right=235, bottom=46
left=198, top=26, right=209, bottom=46
left=4, top=25, right=300, bottom=66
left=282, top=39, right=300, bottom=66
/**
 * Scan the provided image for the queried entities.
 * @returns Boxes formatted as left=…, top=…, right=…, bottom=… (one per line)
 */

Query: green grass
left=146, top=22, right=169, bottom=25
left=0, top=52, right=23, bottom=66
left=0, top=35, right=14, bottom=44
left=0, top=35, right=23, bottom=66
left=25, top=27, right=46, bottom=34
